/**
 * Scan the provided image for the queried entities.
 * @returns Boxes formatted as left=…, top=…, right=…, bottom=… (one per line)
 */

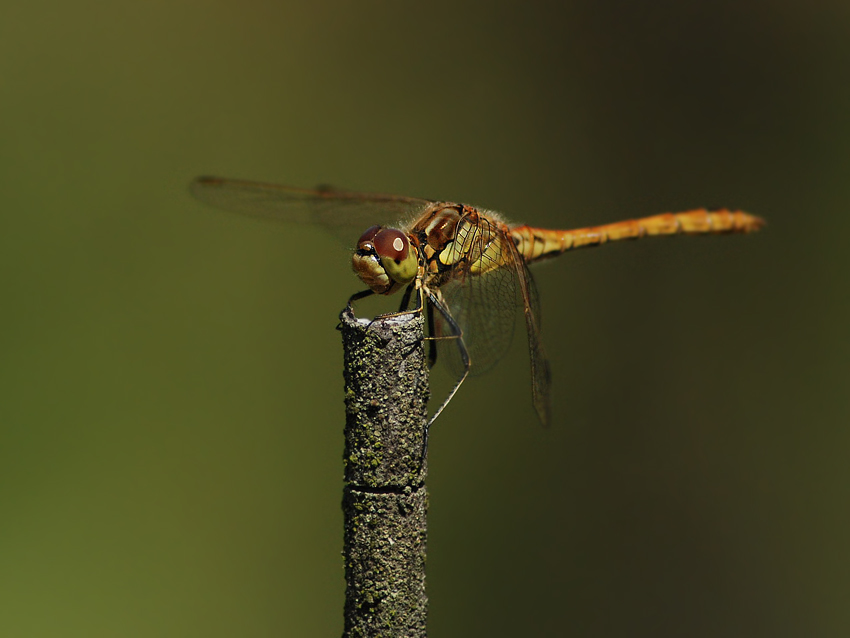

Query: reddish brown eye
left=357, top=225, right=381, bottom=249
left=373, top=228, right=409, bottom=260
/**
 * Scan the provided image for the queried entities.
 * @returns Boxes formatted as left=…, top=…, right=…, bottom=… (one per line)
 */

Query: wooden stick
left=339, top=307, right=429, bottom=638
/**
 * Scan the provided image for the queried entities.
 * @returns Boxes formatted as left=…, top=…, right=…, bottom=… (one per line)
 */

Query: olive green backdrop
left=1, top=2, right=847, bottom=636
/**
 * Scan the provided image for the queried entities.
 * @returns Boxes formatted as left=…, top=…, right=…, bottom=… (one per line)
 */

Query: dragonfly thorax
left=352, top=225, right=418, bottom=295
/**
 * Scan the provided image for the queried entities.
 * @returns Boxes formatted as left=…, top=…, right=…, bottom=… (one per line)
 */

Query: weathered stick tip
left=340, top=304, right=430, bottom=637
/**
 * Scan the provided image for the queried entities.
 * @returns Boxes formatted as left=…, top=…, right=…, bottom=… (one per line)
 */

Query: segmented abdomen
left=512, top=209, right=765, bottom=263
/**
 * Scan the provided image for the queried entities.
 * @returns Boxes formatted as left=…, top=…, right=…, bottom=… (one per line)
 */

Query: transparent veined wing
left=432, top=216, right=551, bottom=426
left=190, top=176, right=436, bottom=246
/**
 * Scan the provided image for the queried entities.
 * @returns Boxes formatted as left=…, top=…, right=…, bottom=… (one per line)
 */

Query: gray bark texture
left=339, top=307, right=430, bottom=638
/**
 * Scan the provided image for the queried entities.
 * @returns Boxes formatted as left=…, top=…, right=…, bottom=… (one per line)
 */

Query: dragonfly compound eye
left=373, top=228, right=408, bottom=260
left=357, top=225, right=382, bottom=250
left=373, top=228, right=417, bottom=285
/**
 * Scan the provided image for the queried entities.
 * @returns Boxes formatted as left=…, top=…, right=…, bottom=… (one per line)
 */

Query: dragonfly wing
left=190, top=176, right=435, bottom=246
left=507, top=240, right=552, bottom=426
left=436, top=221, right=519, bottom=381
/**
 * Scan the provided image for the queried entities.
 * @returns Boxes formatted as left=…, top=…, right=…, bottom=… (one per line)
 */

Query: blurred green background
left=1, top=2, right=847, bottom=636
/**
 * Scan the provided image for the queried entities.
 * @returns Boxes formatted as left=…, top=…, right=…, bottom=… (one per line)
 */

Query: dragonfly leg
left=419, top=290, right=470, bottom=465
left=401, top=284, right=439, bottom=368
left=347, top=288, right=375, bottom=310
left=426, top=299, right=438, bottom=368
left=397, top=284, right=413, bottom=313
left=370, top=283, right=424, bottom=322
left=337, top=289, right=376, bottom=330
left=347, top=287, right=419, bottom=330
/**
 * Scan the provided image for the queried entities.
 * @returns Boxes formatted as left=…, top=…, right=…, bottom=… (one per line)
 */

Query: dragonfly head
left=352, top=226, right=418, bottom=295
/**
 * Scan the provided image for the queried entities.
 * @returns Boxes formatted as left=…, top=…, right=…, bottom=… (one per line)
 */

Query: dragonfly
left=191, top=176, right=764, bottom=432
